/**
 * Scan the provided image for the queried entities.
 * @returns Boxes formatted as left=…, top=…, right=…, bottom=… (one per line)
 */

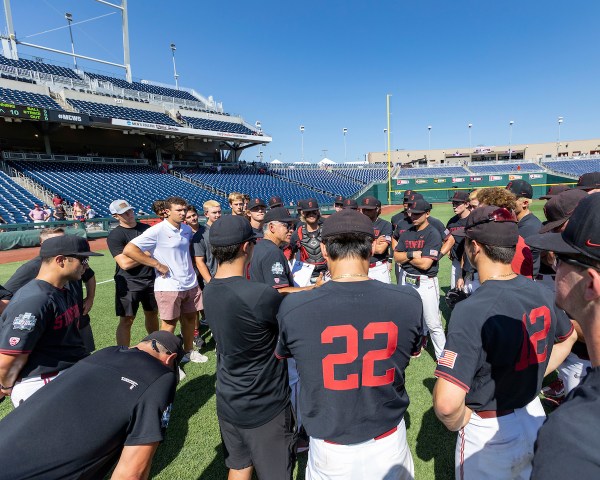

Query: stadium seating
left=542, top=159, right=600, bottom=176
left=85, top=72, right=198, bottom=101
left=178, top=168, right=334, bottom=205
left=0, top=55, right=81, bottom=79
left=68, top=99, right=179, bottom=126
left=395, top=166, right=469, bottom=178
left=469, top=163, right=544, bottom=174
left=9, top=162, right=227, bottom=217
left=0, top=171, right=44, bottom=224
left=272, top=168, right=362, bottom=196
left=0, top=87, right=63, bottom=110
left=182, top=116, right=256, bottom=135
left=335, top=167, right=389, bottom=184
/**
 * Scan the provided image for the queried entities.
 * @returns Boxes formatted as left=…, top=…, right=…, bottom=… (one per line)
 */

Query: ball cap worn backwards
left=40, top=235, right=104, bottom=258
left=209, top=215, right=258, bottom=247
left=322, top=209, right=374, bottom=238
left=526, top=193, right=600, bottom=262
left=109, top=199, right=134, bottom=215
left=464, top=205, right=519, bottom=247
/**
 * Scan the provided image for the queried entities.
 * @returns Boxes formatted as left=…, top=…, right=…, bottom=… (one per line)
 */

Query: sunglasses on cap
left=464, top=208, right=517, bottom=231
left=151, top=339, right=173, bottom=356
left=65, top=255, right=89, bottom=265
left=553, top=253, right=600, bottom=272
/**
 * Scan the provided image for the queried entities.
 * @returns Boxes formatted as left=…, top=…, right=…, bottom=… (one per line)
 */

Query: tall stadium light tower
left=428, top=125, right=432, bottom=151
left=65, top=13, right=77, bottom=70
left=468, top=123, right=472, bottom=150
left=300, top=125, right=305, bottom=162
left=557, top=116, right=564, bottom=157
left=509, top=120, right=514, bottom=161
left=170, top=43, right=179, bottom=90
left=343, top=128, right=348, bottom=163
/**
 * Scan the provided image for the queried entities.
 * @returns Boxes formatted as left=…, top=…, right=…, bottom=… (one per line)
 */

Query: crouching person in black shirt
left=203, top=215, right=296, bottom=480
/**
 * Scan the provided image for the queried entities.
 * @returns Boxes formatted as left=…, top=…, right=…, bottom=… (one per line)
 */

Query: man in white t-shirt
left=124, top=196, right=206, bottom=363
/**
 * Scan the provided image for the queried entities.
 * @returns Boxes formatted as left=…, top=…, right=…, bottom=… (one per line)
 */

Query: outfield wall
left=359, top=173, right=576, bottom=205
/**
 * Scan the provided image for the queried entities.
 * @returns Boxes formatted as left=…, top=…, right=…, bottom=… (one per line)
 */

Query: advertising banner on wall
left=529, top=174, right=543, bottom=179
left=489, top=175, right=503, bottom=181
left=508, top=174, right=523, bottom=180
left=434, top=178, right=447, bottom=183
left=397, top=179, right=409, bottom=185
left=470, top=176, right=483, bottom=182
left=452, top=177, right=465, bottom=183
left=415, top=179, right=429, bottom=184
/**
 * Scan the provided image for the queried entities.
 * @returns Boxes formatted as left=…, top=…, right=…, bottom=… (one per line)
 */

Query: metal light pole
left=170, top=43, right=179, bottom=90
left=509, top=120, right=514, bottom=161
left=468, top=123, right=472, bottom=150
left=65, top=13, right=77, bottom=69
left=557, top=116, right=563, bottom=157
left=343, top=128, right=348, bottom=163
left=428, top=125, right=432, bottom=151
left=386, top=94, right=392, bottom=205
left=300, top=125, right=305, bottom=162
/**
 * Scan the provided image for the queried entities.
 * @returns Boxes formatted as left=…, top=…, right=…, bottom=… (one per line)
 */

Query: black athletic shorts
left=115, top=286, right=158, bottom=317
left=218, top=404, right=296, bottom=479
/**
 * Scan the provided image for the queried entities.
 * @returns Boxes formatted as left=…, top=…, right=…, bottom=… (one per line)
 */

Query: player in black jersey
left=529, top=193, right=600, bottom=478
left=441, top=191, right=472, bottom=289
left=290, top=198, right=327, bottom=284
left=359, top=196, right=394, bottom=283
left=276, top=209, right=422, bottom=479
left=433, top=205, right=576, bottom=480
left=333, top=194, right=345, bottom=212
left=246, top=197, right=267, bottom=238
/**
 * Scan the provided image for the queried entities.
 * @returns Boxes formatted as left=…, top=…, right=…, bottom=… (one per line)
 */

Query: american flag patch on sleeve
left=438, top=350, right=458, bottom=369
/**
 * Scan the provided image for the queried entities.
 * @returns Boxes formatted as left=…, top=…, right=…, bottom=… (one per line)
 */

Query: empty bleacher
left=335, top=167, right=390, bottom=184
left=68, top=99, right=179, bottom=126
left=0, top=171, right=44, bottom=223
left=543, top=159, right=600, bottom=177
left=183, top=116, right=256, bottom=135
left=273, top=168, right=362, bottom=197
left=9, top=162, right=227, bottom=217
left=395, top=166, right=469, bottom=178
left=469, top=163, right=544, bottom=174
left=0, top=86, right=63, bottom=110
left=0, top=55, right=80, bottom=80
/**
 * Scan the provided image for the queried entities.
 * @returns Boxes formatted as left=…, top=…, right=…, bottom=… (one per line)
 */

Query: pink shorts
left=155, top=285, right=202, bottom=321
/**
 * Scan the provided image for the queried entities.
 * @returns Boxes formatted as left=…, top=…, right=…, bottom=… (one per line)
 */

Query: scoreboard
left=0, top=102, right=49, bottom=121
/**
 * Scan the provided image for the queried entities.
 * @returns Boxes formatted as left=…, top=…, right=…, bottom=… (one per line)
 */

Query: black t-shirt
left=370, top=217, right=393, bottom=264
left=446, top=214, right=469, bottom=261
left=435, top=275, right=574, bottom=411
left=276, top=280, right=422, bottom=444
left=0, top=284, right=10, bottom=301
left=203, top=276, right=288, bottom=427
left=395, top=223, right=443, bottom=277
left=249, top=238, right=294, bottom=288
left=107, top=223, right=156, bottom=292
left=252, top=226, right=264, bottom=239
left=0, top=279, right=88, bottom=378
left=429, top=216, right=450, bottom=240
left=392, top=215, right=413, bottom=241
left=519, top=213, right=543, bottom=276
left=0, top=346, right=176, bottom=480
left=390, top=211, right=405, bottom=231
left=192, top=224, right=218, bottom=277
left=532, top=367, right=600, bottom=479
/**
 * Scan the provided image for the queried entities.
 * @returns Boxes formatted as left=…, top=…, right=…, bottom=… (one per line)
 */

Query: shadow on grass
left=415, top=378, right=456, bottom=480
left=151, top=373, right=218, bottom=478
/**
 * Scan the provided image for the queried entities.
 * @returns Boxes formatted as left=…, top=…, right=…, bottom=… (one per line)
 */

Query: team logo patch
left=438, top=350, right=458, bottom=369
left=8, top=337, right=20, bottom=346
left=274, top=278, right=280, bottom=284
left=271, top=262, right=284, bottom=275
left=121, top=377, right=138, bottom=390
left=12, top=313, right=37, bottom=331
left=430, top=250, right=439, bottom=257
left=161, top=404, right=173, bottom=428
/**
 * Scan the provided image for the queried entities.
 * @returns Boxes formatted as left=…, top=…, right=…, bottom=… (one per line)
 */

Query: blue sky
left=3, top=1, right=600, bottom=163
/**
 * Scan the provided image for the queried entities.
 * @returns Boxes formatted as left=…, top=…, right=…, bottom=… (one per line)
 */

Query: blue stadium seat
left=395, top=166, right=469, bottom=178
left=542, top=159, right=600, bottom=176
left=272, top=168, right=362, bottom=196
left=182, top=116, right=256, bottom=135
left=67, top=99, right=179, bottom=126
left=0, top=171, right=45, bottom=223
left=469, top=163, right=544, bottom=174
left=0, top=55, right=81, bottom=79
left=0, top=87, right=63, bottom=110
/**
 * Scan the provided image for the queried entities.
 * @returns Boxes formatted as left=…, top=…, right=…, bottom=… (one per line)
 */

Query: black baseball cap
left=334, top=194, right=345, bottom=205
left=403, top=189, right=416, bottom=200
left=142, top=331, right=185, bottom=362
left=40, top=235, right=103, bottom=258
left=540, top=184, right=570, bottom=200
left=465, top=206, right=519, bottom=247
left=526, top=193, right=600, bottom=261
left=343, top=198, right=358, bottom=210
left=247, top=197, right=266, bottom=210
left=268, top=195, right=283, bottom=208
left=264, top=207, right=297, bottom=224
left=406, top=192, right=424, bottom=205
left=575, top=172, right=600, bottom=191
left=359, top=196, right=381, bottom=210
left=450, top=191, right=469, bottom=203
left=322, top=209, right=374, bottom=238
left=210, top=215, right=257, bottom=247
left=539, top=189, right=587, bottom=234
left=408, top=198, right=432, bottom=214
left=298, top=198, right=320, bottom=212
left=506, top=179, right=533, bottom=199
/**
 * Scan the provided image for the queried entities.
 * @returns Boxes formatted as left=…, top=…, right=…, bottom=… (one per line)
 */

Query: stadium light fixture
left=427, top=125, right=432, bottom=151
left=468, top=123, right=472, bottom=151
left=300, top=125, right=305, bottom=162
left=343, top=128, right=348, bottom=163
left=65, top=12, right=77, bottom=70
left=557, top=116, right=564, bottom=157
left=509, top=120, right=514, bottom=161
left=170, top=43, right=179, bottom=90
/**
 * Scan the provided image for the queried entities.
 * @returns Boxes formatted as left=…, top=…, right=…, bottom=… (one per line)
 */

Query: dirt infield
left=0, top=237, right=109, bottom=264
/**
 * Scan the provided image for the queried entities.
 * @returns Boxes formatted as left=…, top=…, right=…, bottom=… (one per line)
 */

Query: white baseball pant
left=464, top=273, right=480, bottom=294
left=306, top=418, right=414, bottom=480
left=558, top=352, right=591, bottom=394
left=456, top=397, right=545, bottom=480
left=369, top=261, right=391, bottom=284
left=450, top=259, right=462, bottom=289
left=11, top=371, right=62, bottom=408
left=401, top=274, right=446, bottom=359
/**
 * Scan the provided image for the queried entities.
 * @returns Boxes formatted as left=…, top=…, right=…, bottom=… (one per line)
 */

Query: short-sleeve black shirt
left=435, top=275, right=574, bottom=411
left=0, top=279, right=88, bottom=378
left=395, top=223, right=443, bottom=277
left=370, top=217, right=393, bottom=264
left=0, top=346, right=176, bottom=480
left=392, top=215, right=413, bottom=241
left=249, top=238, right=294, bottom=288
left=446, top=214, right=468, bottom=260
left=429, top=216, right=451, bottom=240
left=532, top=367, right=600, bottom=479
left=203, top=276, right=288, bottom=427
left=276, top=280, right=422, bottom=444
left=107, top=223, right=156, bottom=292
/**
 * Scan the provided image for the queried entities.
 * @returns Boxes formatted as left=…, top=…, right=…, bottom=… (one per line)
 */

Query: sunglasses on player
left=464, top=208, right=517, bottom=231
left=553, top=254, right=600, bottom=272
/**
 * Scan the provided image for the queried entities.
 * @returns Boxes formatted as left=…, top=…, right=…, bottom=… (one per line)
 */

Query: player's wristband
left=407, top=251, right=414, bottom=260
left=0, top=384, right=14, bottom=390
left=387, top=257, right=393, bottom=264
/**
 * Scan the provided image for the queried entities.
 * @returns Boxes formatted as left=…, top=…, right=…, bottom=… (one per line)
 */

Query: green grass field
left=0, top=202, right=547, bottom=479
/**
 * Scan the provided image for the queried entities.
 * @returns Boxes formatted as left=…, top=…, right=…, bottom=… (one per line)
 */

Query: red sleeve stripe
left=434, top=370, right=470, bottom=392
left=272, top=284, right=290, bottom=289
left=422, top=256, right=439, bottom=260
left=556, top=322, right=575, bottom=342
left=274, top=352, right=290, bottom=360
left=0, top=349, right=31, bottom=355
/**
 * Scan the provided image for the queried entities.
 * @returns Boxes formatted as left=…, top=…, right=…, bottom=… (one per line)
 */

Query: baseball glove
left=445, top=288, right=469, bottom=310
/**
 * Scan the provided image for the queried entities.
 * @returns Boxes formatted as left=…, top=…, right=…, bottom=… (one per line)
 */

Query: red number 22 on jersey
left=515, top=306, right=551, bottom=371
left=321, top=322, right=398, bottom=390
